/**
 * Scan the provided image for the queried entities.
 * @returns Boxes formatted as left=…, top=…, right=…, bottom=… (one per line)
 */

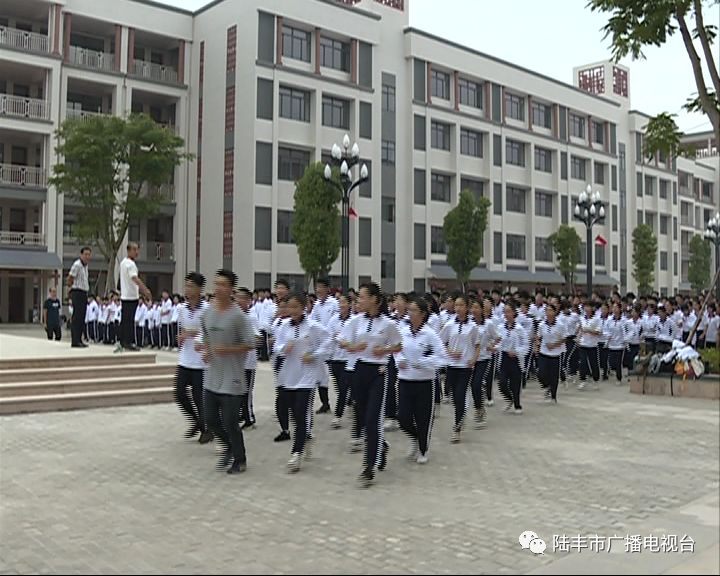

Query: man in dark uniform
left=43, top=287, right=62, bottom=341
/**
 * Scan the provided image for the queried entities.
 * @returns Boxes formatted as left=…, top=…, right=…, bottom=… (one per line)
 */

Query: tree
left=588, top=0, right=720, bottom=158
left=632, top=224, right=658, bottom=294
left=50, top=114, right=188, bottom=294
left=688, top=233, right=712, bottom=291
left=442, top=190, right=491, bottom=292
left=292, top=162, right=342, bottom=287
left=549, top=225, right=582, bottom=293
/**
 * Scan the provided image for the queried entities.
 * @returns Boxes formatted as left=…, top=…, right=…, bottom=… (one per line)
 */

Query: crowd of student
left=171, top=271, right=719, bottom=487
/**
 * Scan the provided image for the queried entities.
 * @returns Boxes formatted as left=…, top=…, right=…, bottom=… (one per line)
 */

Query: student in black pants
left=339, top=283, right=402, bottom=488
left=597, top=303, right=610, bottom=380
left=470, top=299, right=500, bottom=428
left=605, top=303, right=628, bottom=385
left=396, top=297, right=445, bottom=464
left=578, top=302, right=602, bottom=389
left=497, top=303, right=529, bottom=413
left=329, top=295, right=353, bottom=428
left=536, top=303, right=564, bottom=403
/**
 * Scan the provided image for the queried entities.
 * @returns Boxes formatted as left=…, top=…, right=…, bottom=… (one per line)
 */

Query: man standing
left=67, top=246, right=92, bottom=348
left=199, top=270, right=256, bottom=474
left=117, top=242, right=151, bottom=352
left=42, top=287, right=62, bottom=341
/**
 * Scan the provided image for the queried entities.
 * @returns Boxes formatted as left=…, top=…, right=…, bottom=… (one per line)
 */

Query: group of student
left=174, top=272, right=720, bottom=487
left=77, top=291, right=183, bottom=350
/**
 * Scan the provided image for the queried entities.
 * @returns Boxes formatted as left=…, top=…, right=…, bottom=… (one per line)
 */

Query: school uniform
left=439, top=317, right=478, bottom=433
left=152, top=305, right=162, bottom=348
left=624, top=317, right=643, bottom=370
left=681, top=312, right=697, bottom=346
left=106, top=302, right=118, bottom=344
left=171, top=303, right=180, bottom=349
left=604, top=315, right=629, bottom=383
left=578, top=314, right=602, bottom=386
left=395, top=323, right=446, bottom=459
left=86, top=299, right=99, bottom=342
left=114, top=303, right=121, bottom=343
left=327, top=312, right=353, bottom=422
left=269, top=316, right=291, bottom=438
left=537, top=318, right=565, bottom=401
left=597, top=314, right=610, bottom=380
left=656, top=316, right=680, bottom=354
left=385, top=313, right=409, bottom=424
left=517, top=311, right=535, bottom=386
left=160, top=297, right=173, bottom=349
left=134, top=303, right=146, bottom=347
left=561, top=311, right=580, bottom=382
left=470, top=319, right=501, bottom=421
left=98, top=304, right=107, bottom=343
left=705, top=314, right=719, bottom=349
left=641, top=313, right=659, bottom=353
left=241, top=309, right=260, bottom=427
left=497, top=321, right=529, bottom=411
left=175, top=300, right=209, bottom=437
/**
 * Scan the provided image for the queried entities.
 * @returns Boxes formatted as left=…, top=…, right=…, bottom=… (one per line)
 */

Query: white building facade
left=1, top=0, right=717, bottom=321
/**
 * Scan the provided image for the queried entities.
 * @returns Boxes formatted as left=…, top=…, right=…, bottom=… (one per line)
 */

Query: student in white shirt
left=235, top=288, right=260, bottom=429
left=339, top=282, right=402, bottom=488
left=106, top=296, right=118, bottom=344
left=160, top=290, right=173, bottom=350
left=171, top=295, right=181, bottom=350
left=624, top=306, right=643, bottom=373
left=536, top=303, right=565, bottom=403
left=597, top=302, right=611, bottom=380
left=680, top=304, right=697, bottom=346
left=134, top=299, right=146, bottom=348
left=497, top=303, right=529, bottom=413
left=656, top=305, right=680, bottom=353
left=327, top=295, right=354, bottom=429
left=704, top=304, right=719, bottom=349
left=269, top=299, right=292, bottom=442
left=641, top=304, right=659, bottom=353
left=384, top=292, right=410, bottom=431
left=604, top=303, right=629, bottom=385
left=153, top=301, right=162, bottom=348
left=86, top=295, right=99, bottom=343
left=560, top=301, right=581, bottom=387
left=175, top=272, right=212, bottom=444
left=97, top=299, right=107, bottom=344
left=578, top=301, right=603, bottom=389
left=274, top=292, right=332, bottom=473
left=439, top=295, right=479, bottom=443
left=395, top=297, right=448, bottom=464
left=470, top=299, right=501, bottom=427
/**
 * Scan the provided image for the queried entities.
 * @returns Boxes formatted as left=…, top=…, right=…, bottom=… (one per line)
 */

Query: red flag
left=595, top=234, right=608, bottom=246
left=349, top=206, right=358, bottom=219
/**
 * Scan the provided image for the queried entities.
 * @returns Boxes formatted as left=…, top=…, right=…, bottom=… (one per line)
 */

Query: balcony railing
left=0, top=164, right=47, bottom=188
left=680, top=215, right=693, bottom=227
left=69, top=45, right=115, bottom=72
left=679, top=186, right=692, bottom=198
left=0, top=94, right=50, bottom=121
left=66, top=108, right=107, bottom=121
left=0, top=231, right=46, bottom=247
left=0, top=26, right=49, bottom=53
left=696, top=147, right=718, bottom=158
left=130, top=59, right=179, bottom=84
left=681, top=245, right=690, bottom=259
left=140, top=241, right=174, bottom=263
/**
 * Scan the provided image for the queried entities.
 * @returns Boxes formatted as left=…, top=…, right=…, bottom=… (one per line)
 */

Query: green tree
left=292, top=162, right=342, bottom=287
left=588, top=0, right=720, bottom=158
left=688, top=233, right=712, bottom=291
left=442, top=190, right=491, bottom=293
left=632, top=224, right=658, bottom=295
left=50, top=114, right=188, bottom=294
left=549, top=225, right=582, bottom=293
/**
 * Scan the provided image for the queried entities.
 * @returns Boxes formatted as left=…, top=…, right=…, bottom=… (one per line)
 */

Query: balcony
left=0, top=230, right=46, bottom=247
left=696, top=146, right=718, bottom=158
left=679, top=186, right=692, bottom=198
left=65, top=108, right=107, bottom=121
left=681, top=245, right=690, bottom=259
left=680, top=215, right=693, bottom=227
left=140, top=241, right=174, bottom=263
left=0, top=26, right=49, bottom=54
left=130, top=59, right=179, bottom=84
left=0, top=94, right=50, bottom=121
left=0, top=164, right=47, bottom=188
left=68, top=46, right=115, bottom=72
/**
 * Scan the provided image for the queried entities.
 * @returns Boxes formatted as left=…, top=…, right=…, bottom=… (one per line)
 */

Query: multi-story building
left=0, top=0, right=717, bottom=322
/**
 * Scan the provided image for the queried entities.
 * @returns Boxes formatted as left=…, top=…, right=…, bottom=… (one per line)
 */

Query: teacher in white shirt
left=118, top=242, right=152, bottom=352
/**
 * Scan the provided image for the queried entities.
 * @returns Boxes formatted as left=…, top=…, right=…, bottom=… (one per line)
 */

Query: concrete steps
left=0, top=353, right=176, bottom=415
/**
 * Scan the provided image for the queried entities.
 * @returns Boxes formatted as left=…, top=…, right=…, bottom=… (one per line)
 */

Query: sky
left=157, top=0, right=719, bottom=134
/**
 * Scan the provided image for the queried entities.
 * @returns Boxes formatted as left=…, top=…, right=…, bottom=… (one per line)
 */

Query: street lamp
left=704, top=212, right=720, bottom=301
left=573, top=183, right=606, bottom=298
left=324, top=133, right=369, bottom=294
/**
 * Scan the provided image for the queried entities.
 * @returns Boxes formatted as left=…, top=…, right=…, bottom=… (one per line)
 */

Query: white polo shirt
left=120, top=257, right=139, bottom=300
left=177, top=300, right=208, bottom=370
left=160, top=297, right=172, bottom=325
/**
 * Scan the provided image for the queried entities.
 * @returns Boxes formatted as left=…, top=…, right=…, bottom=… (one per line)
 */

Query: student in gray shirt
left=199, top=269, right=256, bottom=474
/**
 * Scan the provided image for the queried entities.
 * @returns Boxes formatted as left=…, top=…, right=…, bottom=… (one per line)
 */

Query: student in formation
left=269, top=297, right=291, bottom=442
left=577, top=301, right=603, bottom=390
left=235, top=287, right=260, bottom=430
left=171, top=294, right=181, bottom=350
left=536, top=303, right=565, bottom=404
left=86, top=294, right=99, bottom=343
left=134, top=298, right=146, bottom=348
left=604, top=302, right=629, bottom=385
left=497, top=303, right=529, bottom=413
left=160, top=290, right=173, bottom=350
left=327, top=294, right=354, bottom=429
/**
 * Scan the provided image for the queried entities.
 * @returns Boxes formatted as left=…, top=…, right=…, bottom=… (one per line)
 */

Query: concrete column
left=114, top=25, right=122, bottom=72
left=52, top=4, right=62, bottom=56
left=276, top=17, right=283, bottom=65
left=127, top=27, right=135, bottom=71
left=119, top=26, right=129, bottom=75
left=426, top=62, right=432, bottom=104
left=350, top=39, right=357, bottom=84
left=63, top=12, right=71, bottom=63
left=453, top=70, right=459, bottom=111
left=314, top=28, right=320, bottom=74
left=178, top=40, right=185, bottom=84
left=485, top=83, right=491, bottom=120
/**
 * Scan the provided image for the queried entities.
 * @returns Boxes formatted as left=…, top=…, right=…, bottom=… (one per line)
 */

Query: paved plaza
left=0, top=332, right=719, bottom=575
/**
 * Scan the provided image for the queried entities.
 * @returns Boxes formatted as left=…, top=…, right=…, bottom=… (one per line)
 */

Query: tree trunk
left=104, top=255, right=115, bottom=295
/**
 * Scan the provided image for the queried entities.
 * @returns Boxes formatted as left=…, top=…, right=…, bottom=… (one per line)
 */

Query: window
left=534, top=190, right=553, bottom=217
left=382, top=84, right=395, bottom=112
left=571, top=156, right=586, bottom=180
left=506, top=234, right=526, bottom=260
left=593, top=120, right=605, bottom=145
left=431, top=121, right=451, bottom=150
left=493, top=232, right=502, bottom=264
left=458, top=78, right=482, bottom=108
left=431, top=173, right=451, bottom=202
left=561, top=152, right=568, bottom=180
left=611, top=165, right=618, bottom=190
left=431, top=69, right=450, bottom=100
left=255, top=207, right=271, bottom=250
left=359, top=102, right=372, bottom=139
left=612, top=205, right=618, bottom=231
left=414, top=115, right=426, bottom=150
left=319, top=36, right=349, bottom=71
left=578, top=242, right=587, bottom=265
left=431, top=226, right=446, bottom=253
left=321, top=96, right=350, bottom=129
left=673, top=216, right=677, bottom=240
left=595, top=244, right=605, bottom=266
left=493, top=183, right=502, bottom=215
left=282, top=26, right=310, bottom=62
left=594, top=162, right=605, bottom=185
left=279, top=86, right=310, bottom=122
left=414, top=169, right=426, bottom=205
left=414, top=224, right=426, bottom=259
left=644, top=175, right=654, bottom=197
left=505, top=92, right=525, bottom=121
left=569, top=113, right=585, bottom=138
left=381, top=140, right=396, bottom=165
left=506, top=185, right=526, bottom=213
left=461, top=177, right=484, bottom=201
left=493, top=134, right=502, bottom=166
left=278, top=147, right=310, bottom=181
left=561, top=195, right=568, bottom=224
left=660, top=215, right=669, bottom=235
left=612, top=245, right=618, bottom=271
left=535, top=237, right=553, bottom=262
left=277, top=210, right=294, bottom=243
left=532, top=101, right=551, bottom=128
left=460, top=128, right=482, bottom=157
left=659, top=179, right=669, bottom=199
left=660, top=251, right=668, bottom=271
left=358, top=217, right=372, bottom=256
left=673, top=252, right=678, bottom=276
left=381, top=197, right=395, bottom=223
left=506, top=139, right=525, bottom=166
left=535, top=147, right=552, bottom=172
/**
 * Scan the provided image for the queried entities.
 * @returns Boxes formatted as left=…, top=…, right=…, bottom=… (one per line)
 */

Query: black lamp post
left=704, top=211, right=720, bottom=302
left=573, top=183, right=606, bottom=298
left=324, top=133, right=369, bottom=295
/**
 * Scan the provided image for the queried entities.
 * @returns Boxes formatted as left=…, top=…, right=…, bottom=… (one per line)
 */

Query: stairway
left=0, top=353, right=176, bottom=415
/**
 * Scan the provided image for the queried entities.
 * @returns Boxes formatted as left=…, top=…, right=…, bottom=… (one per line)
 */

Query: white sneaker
left=416, top=453, right=428, bottom=465
left=406, top=439, right=418, bottom=461
left=503, top=402, right=513, bottom=412
left=474, top=409, right=487, bottom=429
left=542, top=396, right=553, bottom=404
left=304, top=437, right=313, bottom=459
left=442, top=397, right=451, bottom=405
left=593, top=381, right=600, bottom=390
left=330, top=417, right=342, bottom=429
left=287, top=452, right=302, bottom=472
left=486, top=399, right=494, bottom=407
left=349, top=438, right=364, bottom=453
left=514, top=407, right=523, bottom=415
left=450, top=429, right=460, bottom=443
left=577, top=382, right=586, bottom=390
left=384, top=419, right=399, bottom=432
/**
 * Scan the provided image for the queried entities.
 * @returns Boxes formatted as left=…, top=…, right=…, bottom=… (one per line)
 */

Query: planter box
left=630, top=375, right=719, bottom=399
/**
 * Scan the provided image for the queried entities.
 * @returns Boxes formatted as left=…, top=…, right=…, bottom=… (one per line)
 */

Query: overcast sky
left=158, top=0, right=718, bottom=133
